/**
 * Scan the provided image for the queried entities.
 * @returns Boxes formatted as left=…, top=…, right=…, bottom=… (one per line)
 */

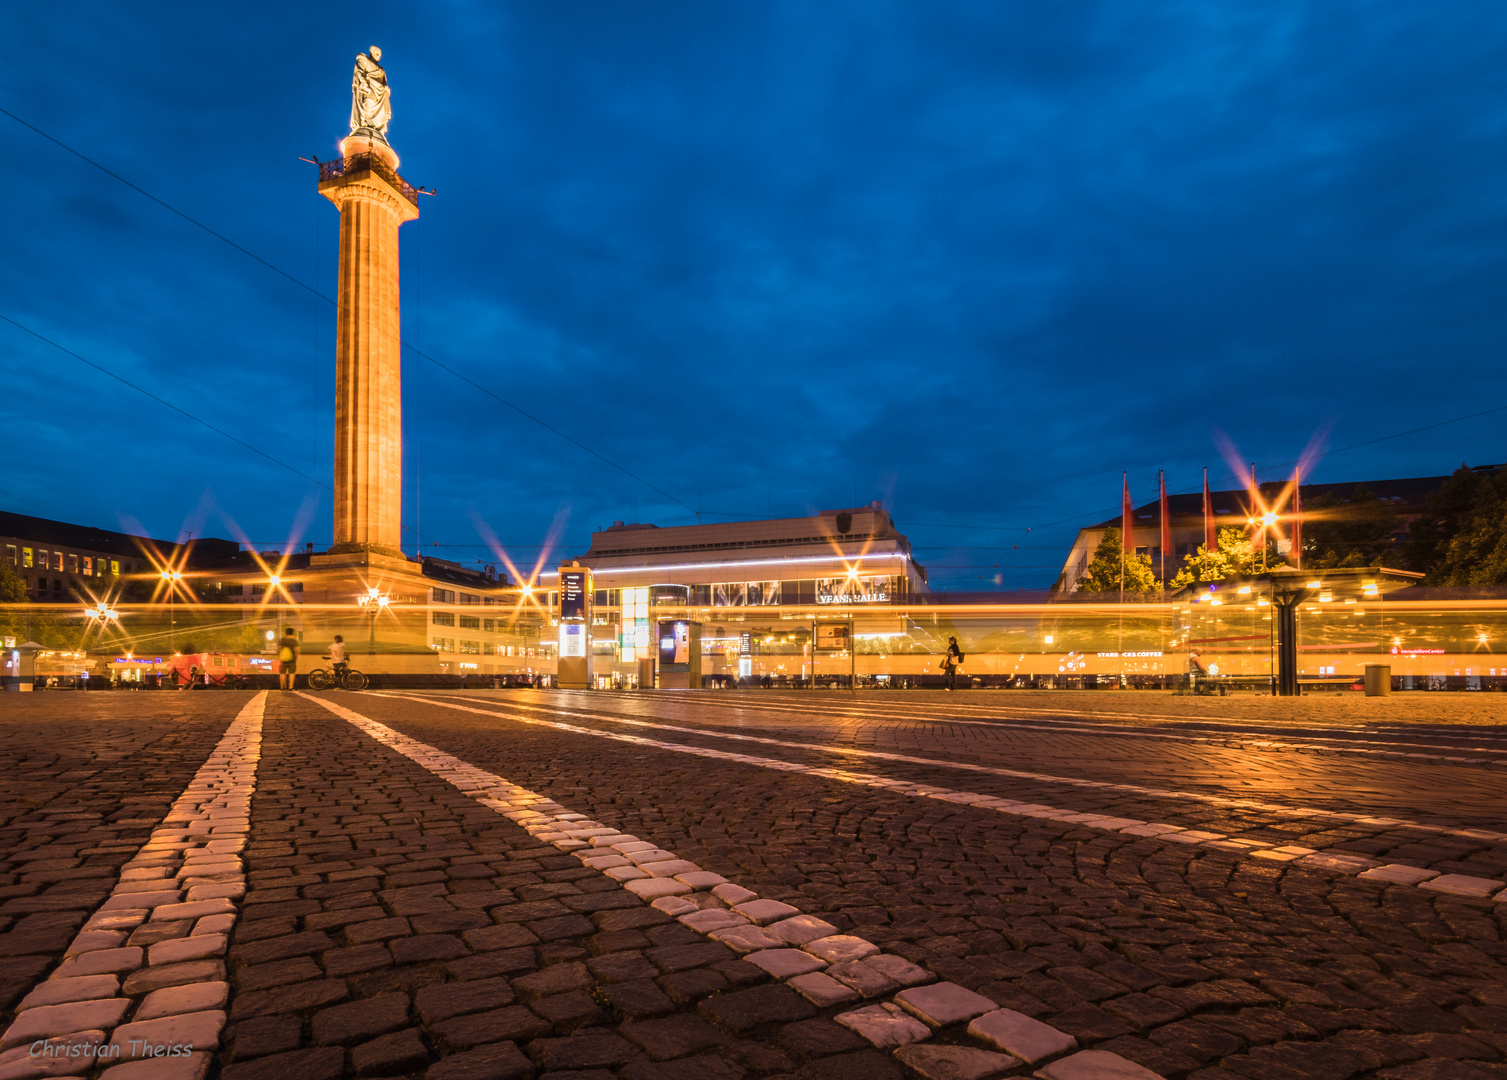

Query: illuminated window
left=433, top=612, right=455, bottom=626
left=82, top=556, right=93, bottom=575
left=68, top=554, right=78, bottom=574
left=4, top=545, right=14, bottom=564
left=22, top=548, right=33, bottom=568
left=459, top=640, right=481, bottom=654
left=483, top=618, right=495, bottom=632
left=110, top=560, right=119, bottom=575
left=53, top=553, right=63, bottom=572
left=459, top=615, right=480, bottom=630
left=459, top=593, right=480, bottom=605
left=37, top=550, right=48, bottom=569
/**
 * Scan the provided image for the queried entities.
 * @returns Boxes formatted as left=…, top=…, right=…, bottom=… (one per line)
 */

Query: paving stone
left=648, top=943, right=737, bottom=974
left=51, top=947, right=141, bottom=978
left=147, top=932, right=226, bottom=965
left=895, top=982, right=998, bottom=1028
left=660, top=969, right=731, bottom=1005
left=797, top=1048, right=904, bottom=1080
left=710, top=926, right=785, bottom=955
left=136, top=981, right=230, bottom=1021
left=712, top=885, right=758, bottom=906
left=622, top=1014, right=727, bottom=1060
left=680, top=910, right=750, bottom=934
left=767, top=916, right=840, bottom=946
left=733, top=900, right=801, bottom=926
left=746, top=949, right=827, bottom=979
left=534, top=990, right=606, bottom=1029
left=789, top=971, right=861, bottom=1007
left=1359, top=865, right=1443, bottom=886
left=1032, top=1048, right=1164, bottom=1079
left=108, top=1009, right=227, bottom=1057
left=967, top=1009, right=1078, bottom=1065
left=528, top=1030, right=639, bottom=1070
left=628, top=879, right=693, bottom=900
left=604, top=977, right=679, bottom=1019
left=230, top=979, right=350, bottom=1021
left=423, top=1039, right=533, bottom=1080
left=433, top=1006, right=551, bottom=1051
left=392, top=934, right=470, bottom=964
left=417, top=977, right=517, bottom=1023
left=700, top=984, right=817, bottom=1032
left=1, top=997, right=131, bottom=1049
left=864, top=955, right=933, bottom=988
left=352, top=1028, right=430, bottom=1077
left=833, top=1003, right=932, bottom=1049
left=227, top=1015, right=301, bottom=1059
left=16, top=974, right=120, bottom=1010
left=220, top=1045, right=345, bottom=1080
left=804, top=936, right=879, bottom=965
left=1419, top=875, right=1505, bottom=899
left=827, top=960, right=900, bottom=999
left=97, top=1051, right=214, bottom=1080
left=894, top=1043, right=1020, bottom=1080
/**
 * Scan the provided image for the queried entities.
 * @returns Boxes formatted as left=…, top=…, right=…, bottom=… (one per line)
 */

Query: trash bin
left=1364, top=664, right=1391, bottom=697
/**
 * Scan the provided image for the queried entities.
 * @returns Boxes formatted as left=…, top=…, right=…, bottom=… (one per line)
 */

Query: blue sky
left=4, top=2, right=1505, bottom=589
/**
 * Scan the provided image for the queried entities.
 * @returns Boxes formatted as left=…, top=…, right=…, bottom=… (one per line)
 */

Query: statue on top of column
left=349, top=47, right=392, bottom=142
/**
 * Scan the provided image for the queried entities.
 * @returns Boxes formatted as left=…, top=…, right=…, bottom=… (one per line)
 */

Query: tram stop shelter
left=1177, top=567, right=1423, bottom=696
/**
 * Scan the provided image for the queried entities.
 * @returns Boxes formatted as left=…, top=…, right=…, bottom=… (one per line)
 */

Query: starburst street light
left=159, top=569, right=184, bottom=651
left=357, top=587, right=392, bottom=658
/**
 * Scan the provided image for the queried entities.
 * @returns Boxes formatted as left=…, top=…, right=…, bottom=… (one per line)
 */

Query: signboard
left=559, top=623, right=586, bottom=658
left=739, top=631, right=752, bottom=657
left=559, top=571, right=589, bottom=621
left=815, top=623, right=851, bottom=651
left=817, top=576, right=890, bottom=604
left=659, top=621, right=690, bottom=665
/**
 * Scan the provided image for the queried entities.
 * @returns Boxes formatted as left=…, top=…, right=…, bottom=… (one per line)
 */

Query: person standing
left=278, top=627, right=300, bottom=691
left=330, top=635, right=348, bottom=684
left=942, top=636, right=964, bottom=691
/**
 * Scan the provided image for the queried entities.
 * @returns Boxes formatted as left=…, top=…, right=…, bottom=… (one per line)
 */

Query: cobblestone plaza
left=0, top=690, right=1505, bottom=1079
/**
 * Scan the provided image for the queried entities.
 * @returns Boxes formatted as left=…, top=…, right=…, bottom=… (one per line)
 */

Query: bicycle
left=307, top=658, right=369, bottom=691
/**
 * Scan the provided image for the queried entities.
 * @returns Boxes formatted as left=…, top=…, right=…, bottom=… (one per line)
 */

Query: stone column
left=319, top=136, right=419, bottom=556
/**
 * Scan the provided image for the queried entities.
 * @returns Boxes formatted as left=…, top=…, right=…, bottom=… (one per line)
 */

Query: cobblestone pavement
left=0, top=688, right=1505, bottom=1080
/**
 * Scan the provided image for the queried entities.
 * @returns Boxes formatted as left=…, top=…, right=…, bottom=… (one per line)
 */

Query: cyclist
left=329, top=635, right=348, bottom=685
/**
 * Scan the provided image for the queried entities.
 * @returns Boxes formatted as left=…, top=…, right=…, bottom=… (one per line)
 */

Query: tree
left=1077, top=528, right=1159, bottom=593
left=1404, top=466, right=1507, bottom=585
left=1300, top=484, right=1405, bottom=569
left=1169, top=527, right=1263, bottom=589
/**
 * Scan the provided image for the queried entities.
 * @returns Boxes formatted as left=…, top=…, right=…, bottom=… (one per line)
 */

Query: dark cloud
left=3, top=1, right=1505, bottom=588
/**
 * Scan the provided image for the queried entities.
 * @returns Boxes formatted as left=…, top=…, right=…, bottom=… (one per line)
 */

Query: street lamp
left=160, top=570, right=182, bottom=651
left=357, top=588, right=390, bottom=660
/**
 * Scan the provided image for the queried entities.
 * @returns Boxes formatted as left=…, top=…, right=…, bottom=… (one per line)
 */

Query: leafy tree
left=0, top=559, right=25, bottom=605
left=1077, top=528, right=1159, bottom=593
left=1404, top=466, right=1507, bottom=585
left=1301, top=484, right=1405, bottom=569
left=1170, top=527, right=1264, bottom=588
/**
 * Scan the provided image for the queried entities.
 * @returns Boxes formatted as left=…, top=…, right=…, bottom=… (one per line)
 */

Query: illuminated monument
left=318, top=46, right=419, bottom=558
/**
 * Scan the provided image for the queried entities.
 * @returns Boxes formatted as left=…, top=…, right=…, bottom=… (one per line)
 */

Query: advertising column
left=557, top=563, right=593, bottom=689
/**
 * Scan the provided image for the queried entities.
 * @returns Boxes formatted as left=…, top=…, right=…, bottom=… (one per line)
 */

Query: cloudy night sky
left=3, top=3, right=1506, bottom=591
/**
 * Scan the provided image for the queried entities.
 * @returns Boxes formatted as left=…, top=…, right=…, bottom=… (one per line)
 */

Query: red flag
left=1203, top=467, right=1216, bottom=552
left=1121, top=473, right=1133, bottom=553
left=1292, top=467, right=1303, bottom=568
left=1159, top=470, right=1170, bottom=582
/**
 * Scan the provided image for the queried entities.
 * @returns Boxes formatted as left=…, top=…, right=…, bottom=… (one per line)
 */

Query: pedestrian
left=277, top=627, right=300, bottom=690
left=330, top=635, right=348, bottom=684
left=941, top=636, right=964, bottom=691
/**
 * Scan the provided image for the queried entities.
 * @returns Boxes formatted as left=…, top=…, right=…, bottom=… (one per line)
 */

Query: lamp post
left=159, top=570, right=182, bottom=652
left=357, top=588, right=389, bottom=661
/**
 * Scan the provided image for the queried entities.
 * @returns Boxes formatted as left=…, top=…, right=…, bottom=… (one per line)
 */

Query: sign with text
left=815, top=623, right=851, bottom=651
left=559, top=570, right=590, bottom=621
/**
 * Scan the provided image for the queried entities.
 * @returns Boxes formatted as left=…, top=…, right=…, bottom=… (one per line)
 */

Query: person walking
left=277, top=627, right=300, bottom=690
left=941, top=636, right=964, bottom=691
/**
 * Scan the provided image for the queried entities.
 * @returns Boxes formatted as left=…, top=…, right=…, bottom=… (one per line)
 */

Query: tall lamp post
left=159, top=570, right=182, bottom=652
left=357, top=588, right=389, bottom=660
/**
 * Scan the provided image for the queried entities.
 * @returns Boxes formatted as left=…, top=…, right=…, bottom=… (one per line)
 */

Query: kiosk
left=656, top=619, right=701, bottom=689
left=557, top=562, right=593, bottom=689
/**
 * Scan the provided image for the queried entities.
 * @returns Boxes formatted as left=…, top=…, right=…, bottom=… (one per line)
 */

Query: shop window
left=432, top=587, right=455, bottom=603
left=433, top=612, right=455, bottom=626
left=459, top=615, right=480, bottom=629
